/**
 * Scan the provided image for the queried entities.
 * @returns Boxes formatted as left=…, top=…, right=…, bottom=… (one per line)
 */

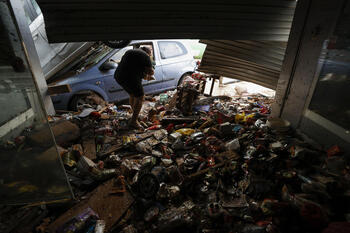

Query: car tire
left=69, top=92, right=105, bottom=111
left=177, top=73, right=193, bottom=87
left=103, top=40, right=131, bottom=49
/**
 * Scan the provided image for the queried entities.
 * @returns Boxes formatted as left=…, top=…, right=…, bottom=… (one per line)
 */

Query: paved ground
left=203, top=77, right=275, bottom=98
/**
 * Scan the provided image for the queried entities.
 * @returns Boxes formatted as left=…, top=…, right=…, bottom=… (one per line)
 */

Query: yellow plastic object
left=235, top=113, right=255, bottom=123
left=175, top=128, right=196, bottom=136
left=235, top=113, right=245, bottom=123
left=245, top=114, right=255, bottom=121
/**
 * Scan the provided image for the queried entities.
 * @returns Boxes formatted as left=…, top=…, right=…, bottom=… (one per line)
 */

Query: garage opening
left=1, top=0, right=350, bottom=233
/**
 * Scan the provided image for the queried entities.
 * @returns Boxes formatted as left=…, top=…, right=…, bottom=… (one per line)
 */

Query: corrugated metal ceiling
left=198, top=40, right=288, bottom=90
left=36, top=0, right=296, bottom=43
left=35, top=0, right=296, bottom=89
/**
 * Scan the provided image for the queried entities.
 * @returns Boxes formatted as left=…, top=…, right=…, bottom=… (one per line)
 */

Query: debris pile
left=1, top=79, right=349, bottom=233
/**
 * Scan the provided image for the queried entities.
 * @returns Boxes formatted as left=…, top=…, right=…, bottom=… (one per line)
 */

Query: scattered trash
left=226, top=138, right=240, bottom=151
left=266, top=117, right=291, bottom=132
left=78, top=108, right=96, bottom=118
left=2, top=79, right=349, bottom=233
left=144, top=206, right=160, bottom=222
left=175, top=128, right=196, bottom=136
left=57, top=207, right=99, bottom=233
left=94, top=220, right=106, bottom=233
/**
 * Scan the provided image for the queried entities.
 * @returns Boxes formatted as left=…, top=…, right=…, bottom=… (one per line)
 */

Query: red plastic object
left=191, top=72, right=206, bottom=81
left=157, top=106, right=165, bottom=112
left=146, top=125, right=162, bottom=130
left=207, top=157, right=215, bottom=167
left=216, top=111, right=232, bottom=124
left=97, top=161, right=104, bottom=169
left=90, top=111, right=101, bottom=118
left=166, top=123, right=174, bottom=132
left=161, top=145, right=171, bottom=159
left=260, top=107, right=269, bottom=114
left=256, top=221, right=272, bottom=227
left=327, top=145, right=341, bottom=157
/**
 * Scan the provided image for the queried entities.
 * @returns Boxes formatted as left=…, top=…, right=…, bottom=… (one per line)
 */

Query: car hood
left=55, top=76, right=81, bottom=86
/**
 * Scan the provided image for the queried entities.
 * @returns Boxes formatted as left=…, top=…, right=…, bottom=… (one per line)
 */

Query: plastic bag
left=175, top=128, right=196, bottom=136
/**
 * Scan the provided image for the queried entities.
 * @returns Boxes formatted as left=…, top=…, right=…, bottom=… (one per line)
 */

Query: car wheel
left=103, top=40, right=131, bottom=49
left=177, top=73, right=193, bottom=87
left=69, top=93, right=105, bottom=111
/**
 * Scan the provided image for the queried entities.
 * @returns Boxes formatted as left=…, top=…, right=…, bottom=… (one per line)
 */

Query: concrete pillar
left=8, top=0, right=55, bottom=115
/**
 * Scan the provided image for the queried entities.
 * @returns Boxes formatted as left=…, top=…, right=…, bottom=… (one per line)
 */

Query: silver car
left=51, top=40, right=197, bottom=110
left=21, top=0, right=129, bottom=81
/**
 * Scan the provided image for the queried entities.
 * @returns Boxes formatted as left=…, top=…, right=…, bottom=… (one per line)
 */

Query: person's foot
left=128, top=120, right=144, bottom=130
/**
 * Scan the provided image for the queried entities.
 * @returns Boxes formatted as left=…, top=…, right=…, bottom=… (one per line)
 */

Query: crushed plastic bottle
left=175, top=128, right=195, bottom=136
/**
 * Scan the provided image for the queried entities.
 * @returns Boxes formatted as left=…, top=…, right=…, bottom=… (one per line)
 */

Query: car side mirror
left=99, top=61, right=118, bottom=71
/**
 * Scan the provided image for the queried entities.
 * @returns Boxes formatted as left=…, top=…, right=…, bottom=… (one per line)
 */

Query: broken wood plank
left=99, top=144, right=123, bottom=157
left=47, top=84, right=72, bottom=95
left=47, top=179, right=134, bottom=233
left=98, top=106, right=109, bottom=114
left=82, top=138, right=96, bottom=160
left=98, top=130, right=161, bottom=157
left=161, top=116, right=199, bottom=125
left=28, top=120, right=80, bottom=147
left=187, top=161, right=225, bottom=180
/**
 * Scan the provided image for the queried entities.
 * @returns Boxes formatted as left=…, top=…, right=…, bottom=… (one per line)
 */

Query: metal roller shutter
left=198, top=40, right=288, bottom=89
left=36, top=0, right=296, bottom=43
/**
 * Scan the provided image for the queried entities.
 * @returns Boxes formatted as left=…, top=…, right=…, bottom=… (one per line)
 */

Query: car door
left=157, top=41, right=192, bottom=87
left=102, top=42, right=164, bottom=101
left=139, top=41, right=164, bottom=95
left=100, top=46, right=133, bottom=102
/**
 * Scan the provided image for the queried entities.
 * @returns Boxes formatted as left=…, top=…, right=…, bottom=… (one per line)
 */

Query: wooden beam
left=187, top=161, right=225, bottom=180
left=82, top=138, right=96, bottom=160
left=47, top=84, right=72, bottom=95
left=47, top=179, right=134, bottom=232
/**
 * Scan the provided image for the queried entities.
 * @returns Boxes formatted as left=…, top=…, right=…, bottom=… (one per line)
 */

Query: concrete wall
left=0, top=1, right=50, bottom=141
left=273, top=0, right=350, bottom=153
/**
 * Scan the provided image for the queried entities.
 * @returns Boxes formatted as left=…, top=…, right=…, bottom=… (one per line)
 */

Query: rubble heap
left=1, top=80, right=349, bottom=233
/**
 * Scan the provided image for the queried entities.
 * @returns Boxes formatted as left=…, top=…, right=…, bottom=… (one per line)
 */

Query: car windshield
left=51, top=43, right=113, bottom=82
left=110, top=46, right=133, bottom=63
left=74, top=44, right=113, bottom=73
